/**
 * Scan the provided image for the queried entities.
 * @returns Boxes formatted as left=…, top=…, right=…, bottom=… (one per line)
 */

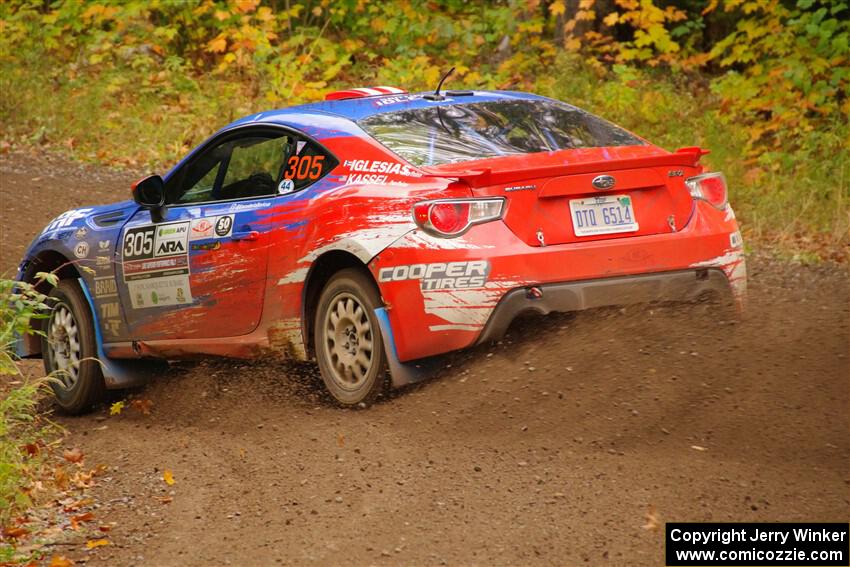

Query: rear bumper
left=475, top=268, right=731, bottom=345
left=370, top=200, right=745, bottom=362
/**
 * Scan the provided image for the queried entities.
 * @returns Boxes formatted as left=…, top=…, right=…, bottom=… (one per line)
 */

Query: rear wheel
left=314, top=269, right=387, bottom=406
left=41, top=280, right=105, bottom=414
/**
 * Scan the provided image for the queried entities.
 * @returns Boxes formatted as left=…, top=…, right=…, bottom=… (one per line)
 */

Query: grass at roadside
left=1, top=277, right=57, bottom=531
left=1, top=278, right=67, bottom=564
left=0, top=378, right=59, bottom=527
left=1, top=54, right=847, bottom=260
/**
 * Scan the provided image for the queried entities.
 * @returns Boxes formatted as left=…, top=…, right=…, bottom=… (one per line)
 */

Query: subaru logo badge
left=592, top=175, right=616, bottom=190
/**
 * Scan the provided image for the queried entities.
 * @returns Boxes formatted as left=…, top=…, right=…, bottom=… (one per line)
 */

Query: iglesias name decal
left=342, top=159, right=422, bottom=185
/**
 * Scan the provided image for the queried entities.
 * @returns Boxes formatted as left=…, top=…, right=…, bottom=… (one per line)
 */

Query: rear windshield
left=357, top=99, right=644, bottom=167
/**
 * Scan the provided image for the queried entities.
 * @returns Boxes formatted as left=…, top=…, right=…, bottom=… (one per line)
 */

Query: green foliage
left=0, top=277, right=61, bottom=529
left=709, top=0, right=850, bottom=156
left=0, top=0, right=847, bottom=253
left=0, top=276, right=53, bottom=376
left=0, top=377, right=56, bottom=528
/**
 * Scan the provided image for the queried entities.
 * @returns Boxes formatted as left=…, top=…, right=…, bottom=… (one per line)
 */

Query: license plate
left=569, top=195, right=639, bottom=237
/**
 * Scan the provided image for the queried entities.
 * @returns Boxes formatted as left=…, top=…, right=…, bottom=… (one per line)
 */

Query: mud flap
left=375, top=307, right=440, bottom=388
left=78, top=278, right=165, bottom=389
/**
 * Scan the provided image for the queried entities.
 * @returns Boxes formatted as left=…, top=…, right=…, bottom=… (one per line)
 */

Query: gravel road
left=2, top=150, right=847, bottom=566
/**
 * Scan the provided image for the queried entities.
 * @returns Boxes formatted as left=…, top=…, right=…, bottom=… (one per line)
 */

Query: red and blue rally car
left=16, top=86, right=746, bottom=412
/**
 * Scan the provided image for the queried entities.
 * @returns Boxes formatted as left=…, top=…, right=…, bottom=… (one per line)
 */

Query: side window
left=180, top=162, right=221, bottom=204
left=217, top=136, right=288, bottom=200
left=169, top=130, right=337, bottom=204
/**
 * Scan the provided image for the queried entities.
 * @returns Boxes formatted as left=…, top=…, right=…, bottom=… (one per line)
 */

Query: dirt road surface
left=2, top=150, right=848, bottom=566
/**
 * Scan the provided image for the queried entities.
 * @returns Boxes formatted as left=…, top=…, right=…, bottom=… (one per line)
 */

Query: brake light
left=412, top=198, right=504, bottom=237
left=686, top=172, right=728, bottom=209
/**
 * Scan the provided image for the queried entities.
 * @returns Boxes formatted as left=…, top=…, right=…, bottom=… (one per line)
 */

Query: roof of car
left=226, top=90, right=548, bottom=136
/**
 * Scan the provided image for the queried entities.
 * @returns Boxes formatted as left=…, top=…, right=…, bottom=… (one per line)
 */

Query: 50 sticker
left=214, top=215, right=233, bottom=237
left=283, top=155, right=325, bottom=181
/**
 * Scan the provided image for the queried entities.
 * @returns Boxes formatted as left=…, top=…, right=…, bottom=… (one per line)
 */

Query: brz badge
left=592, top=175, right=616, bottom=190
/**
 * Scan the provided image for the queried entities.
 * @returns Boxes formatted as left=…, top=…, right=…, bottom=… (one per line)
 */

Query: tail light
left=686, top=172, right=728, bottom=209
left=412, top=198, right=505, bottom=237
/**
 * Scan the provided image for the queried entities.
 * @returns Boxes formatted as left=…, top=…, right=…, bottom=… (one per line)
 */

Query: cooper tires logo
left=379, top=261, right=490, bottom=290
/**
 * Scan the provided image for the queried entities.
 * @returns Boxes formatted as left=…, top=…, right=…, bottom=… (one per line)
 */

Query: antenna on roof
left=423, top=67, right=455, bottom=101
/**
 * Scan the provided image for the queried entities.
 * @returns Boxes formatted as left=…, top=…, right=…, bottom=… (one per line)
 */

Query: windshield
left=357, top=99, right=645, bottom=167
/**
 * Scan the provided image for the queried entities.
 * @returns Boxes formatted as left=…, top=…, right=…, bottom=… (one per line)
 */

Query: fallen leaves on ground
left=70, top=469, right=96, bottom=489
left=642, top=506, right=660, bottom=530
left=62, top=448, right=84, bottom=463
left=163, top=469, right=175, bottom=485
left=70, top=512, right=95, bottom=530
left=109, top=398, right=154, bottom=416
left=22, top=442, right=40, bottom=457
left=85, top=539, right=109, bottom=549
left=54, top=467, right=69, bottom=490
left=1, top=399, right=108, bottom=564
left=2, top=526, right=29, bottom=539
left=63, top=498, right=94, bottom=513
left=130, top=398, right=153, bottom=415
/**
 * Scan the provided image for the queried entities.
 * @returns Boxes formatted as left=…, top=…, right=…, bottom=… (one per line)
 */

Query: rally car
left=16, top=86, right=746, bottom=413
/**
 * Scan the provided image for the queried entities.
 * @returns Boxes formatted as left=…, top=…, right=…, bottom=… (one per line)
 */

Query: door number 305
left=123, top=231, right=153, bottom=258
left=283, top=155, right=325, bottom=181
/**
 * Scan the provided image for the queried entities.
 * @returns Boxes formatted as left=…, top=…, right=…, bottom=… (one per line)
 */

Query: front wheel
left=41, top=280, right=105, bottom=414
left=314, top=269, right=387, bottom=407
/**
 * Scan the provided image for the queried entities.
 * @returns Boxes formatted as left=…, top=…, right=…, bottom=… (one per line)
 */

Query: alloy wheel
left=48, top=302, right=81, bottom=389
left=322, top=292, right=375, bottom=390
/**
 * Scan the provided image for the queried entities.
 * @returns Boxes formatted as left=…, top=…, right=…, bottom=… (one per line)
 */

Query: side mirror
left=131, top=175, right=166, bottom=222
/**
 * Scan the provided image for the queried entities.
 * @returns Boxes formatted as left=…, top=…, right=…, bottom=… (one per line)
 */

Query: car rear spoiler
left=421, top=147, right=710, bottom=188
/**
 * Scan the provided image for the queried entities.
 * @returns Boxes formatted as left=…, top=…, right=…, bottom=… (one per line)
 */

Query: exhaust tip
left=526, top=286, right=543, bottom=300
